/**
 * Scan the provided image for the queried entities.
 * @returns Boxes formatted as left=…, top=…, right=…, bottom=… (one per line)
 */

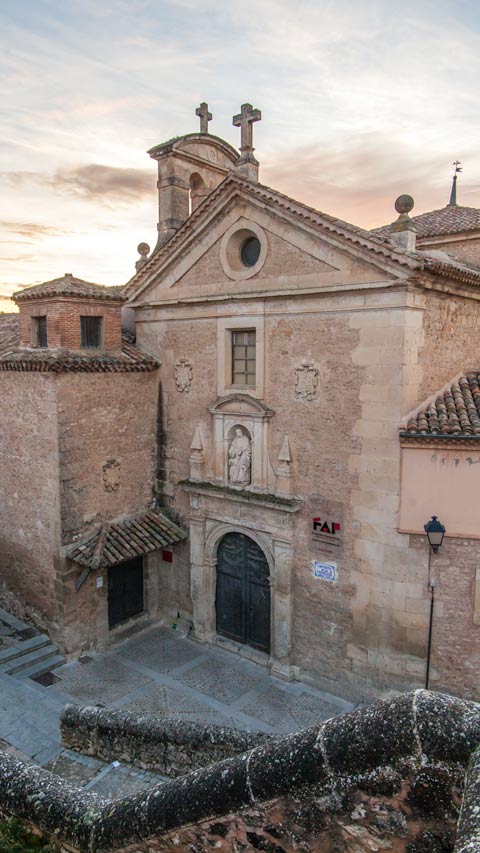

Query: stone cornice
left=400, top=432, right=480, bottom=448
left=180, top=479, right=302, bottom=511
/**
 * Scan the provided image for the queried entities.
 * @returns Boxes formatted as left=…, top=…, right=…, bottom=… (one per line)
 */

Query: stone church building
left=1, top=105, right=480, bottom=703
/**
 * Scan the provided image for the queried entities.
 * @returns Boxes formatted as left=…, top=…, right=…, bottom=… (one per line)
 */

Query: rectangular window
left=80, top=316, right=103, bottom=349
left=34, top=316, right=48, bottom=348
left=232, top=329, right=256, bottom=386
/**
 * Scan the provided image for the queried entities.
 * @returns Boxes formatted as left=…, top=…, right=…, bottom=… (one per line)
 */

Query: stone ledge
left=180, top=479, right=303, bottom=511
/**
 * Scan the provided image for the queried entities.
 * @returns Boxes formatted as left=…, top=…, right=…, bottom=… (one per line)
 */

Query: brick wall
left=18, top=297, right=122, bottom=350
left=0, top=374, right=61, bottom=622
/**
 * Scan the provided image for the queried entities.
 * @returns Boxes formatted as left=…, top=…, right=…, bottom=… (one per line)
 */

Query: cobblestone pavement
left=0, top=623, right=354, bottom=797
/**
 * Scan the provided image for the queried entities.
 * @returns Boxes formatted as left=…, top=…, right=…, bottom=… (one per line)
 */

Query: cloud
left=2, top=164, right=155, bottom=205
left=51, top=164, right=155, bottom=202
left=262, top=133, right=479, bottom=228
left=0, top=222, right=70, bottom=239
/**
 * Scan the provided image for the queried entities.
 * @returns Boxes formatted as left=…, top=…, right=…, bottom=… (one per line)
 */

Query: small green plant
left=0, top=818, right=52, bottom=852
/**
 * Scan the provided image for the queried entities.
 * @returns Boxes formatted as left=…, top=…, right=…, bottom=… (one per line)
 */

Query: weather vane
left=448, top=161, right=462, bottom=206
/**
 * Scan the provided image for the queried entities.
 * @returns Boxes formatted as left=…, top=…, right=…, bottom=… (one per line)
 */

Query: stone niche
left=189, top=394, right=294, bottom=496
left=211, top=394, right=272, bottom=491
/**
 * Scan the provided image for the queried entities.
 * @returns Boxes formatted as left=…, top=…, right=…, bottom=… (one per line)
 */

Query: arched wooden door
left=216, top=532, right=270, bottom=653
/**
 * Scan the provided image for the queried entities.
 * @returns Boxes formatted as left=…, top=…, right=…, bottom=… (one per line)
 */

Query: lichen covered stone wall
left=0, top=692, right=479, bottom=853
left=60, top=704, right=269, bottom=778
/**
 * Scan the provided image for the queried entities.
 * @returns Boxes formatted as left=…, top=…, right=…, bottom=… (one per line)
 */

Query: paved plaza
left=0, top=623, right=353, bottom=796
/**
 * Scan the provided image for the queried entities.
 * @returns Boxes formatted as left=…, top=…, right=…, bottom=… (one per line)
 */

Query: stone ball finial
left=135, top=243, right=151, bottom=271
left=395, top=194, right=414, bottom=215
left=137, top=242, right=150, bottom=258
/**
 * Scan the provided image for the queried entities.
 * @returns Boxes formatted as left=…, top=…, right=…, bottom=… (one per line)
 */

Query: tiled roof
left=0, top=314, right=19, bottom=355
left=0, top=333, right=159, bottom=372
left=373, top=205, right=480, bottom=239
left=66, top=509, right=187, bottom=569
left=402, top=372, right=480, bottom=438
left=14, top=274, right=126, bottom=303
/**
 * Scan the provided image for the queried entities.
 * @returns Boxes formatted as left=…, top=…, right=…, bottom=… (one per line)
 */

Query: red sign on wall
left=312, top=517, right=342, bottom=549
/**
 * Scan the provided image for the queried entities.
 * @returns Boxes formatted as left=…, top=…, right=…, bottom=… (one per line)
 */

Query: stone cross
left=195, top=102, right=212, bottom=133
left=233, top=103, right=262, bottom=153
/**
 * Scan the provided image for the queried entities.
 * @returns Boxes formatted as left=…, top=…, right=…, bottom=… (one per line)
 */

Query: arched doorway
left=215, top=532, right=270, bottom=653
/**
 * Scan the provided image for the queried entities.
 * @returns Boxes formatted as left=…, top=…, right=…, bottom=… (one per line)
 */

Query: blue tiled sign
left=312, top=561, right=337, bottom=582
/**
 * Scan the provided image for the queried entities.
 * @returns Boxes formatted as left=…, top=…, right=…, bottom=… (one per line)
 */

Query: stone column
left=189, top=519, right=215, bottom=643
left=270, top=538, right=295, bottom=680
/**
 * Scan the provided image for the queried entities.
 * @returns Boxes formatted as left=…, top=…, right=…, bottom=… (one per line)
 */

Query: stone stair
left=0, top=608, right=65, bottom=681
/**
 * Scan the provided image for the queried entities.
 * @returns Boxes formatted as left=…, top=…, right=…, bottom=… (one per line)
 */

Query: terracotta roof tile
left=0, top=333, right=159, bottom=373
left=66, top=509, right=187, bottom=569
left=0, top=314, right=19, bottom=356
left=402, top=372, right=480, bottom=438
left=14, top=274, right=125, bottom=303
left=373, top=205, right=480, bottom=239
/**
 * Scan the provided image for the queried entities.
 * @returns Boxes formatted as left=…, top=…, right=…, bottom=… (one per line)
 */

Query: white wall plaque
left=312, top=561, right=337, bottom=582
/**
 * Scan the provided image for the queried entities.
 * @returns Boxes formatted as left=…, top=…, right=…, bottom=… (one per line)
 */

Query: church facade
left=121, top=108, right=480, bottom=701
left=1, top=105, right=480, bottom=702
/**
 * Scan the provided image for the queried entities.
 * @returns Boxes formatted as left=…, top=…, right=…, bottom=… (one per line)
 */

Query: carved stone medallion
left=102, top=459, right=120, bottom=492
left=295, top=360, right=319, bottom=401
left=175, top=359, right=193, bottom=393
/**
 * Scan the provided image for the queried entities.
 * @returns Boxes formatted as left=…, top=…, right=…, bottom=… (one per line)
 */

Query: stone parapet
left=456, top=744, right=480, bottom=853
left=0, top=691, right=480, bottom=851
left=60, top=704, right=269, bottom=778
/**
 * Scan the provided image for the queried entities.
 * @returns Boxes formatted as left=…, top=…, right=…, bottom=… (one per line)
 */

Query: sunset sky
left=1, top=0, right=479, bottom=311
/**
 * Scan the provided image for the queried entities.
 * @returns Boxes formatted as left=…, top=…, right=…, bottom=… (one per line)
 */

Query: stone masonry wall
left=60, top=704, right=269, bottom=778
left=57, top=371, right=159, bottom=543
left=341, top=298, right=431, bottom=700
left=0, top=373, right=61, bottom=623
left=18, top=296, right=122, bottom=350
left=266, top=309, right=362, bottom=687
left=419, top=236, right=480, bottom=266
left=417, top=289, right=480, bottom=403
left=136, top=213, right=480, bottom=702
left=407, top=534, right=480, bottom=702
left=137, top=313, right=217, bottom=619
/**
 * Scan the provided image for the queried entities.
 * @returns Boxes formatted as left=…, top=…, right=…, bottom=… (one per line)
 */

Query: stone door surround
left=186, top=487, right=300, bottom=681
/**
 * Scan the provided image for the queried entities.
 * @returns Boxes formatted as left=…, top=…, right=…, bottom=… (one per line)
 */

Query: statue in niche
left=228, top=427, right=251, bottom=485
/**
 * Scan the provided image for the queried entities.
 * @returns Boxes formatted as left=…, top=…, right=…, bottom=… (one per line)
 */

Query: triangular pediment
left=126, top=175, right=419, bottom=304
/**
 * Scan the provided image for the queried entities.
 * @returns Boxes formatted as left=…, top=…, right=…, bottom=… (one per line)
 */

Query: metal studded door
left=216, top=533, right=270, bottom=653
left=108, top=557, right=144, bottom=629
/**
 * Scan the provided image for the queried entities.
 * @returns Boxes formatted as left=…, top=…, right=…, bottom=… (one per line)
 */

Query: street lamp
left=424, top=516, right=446, bottom=554
left=423, top=515, right=446, bottom=690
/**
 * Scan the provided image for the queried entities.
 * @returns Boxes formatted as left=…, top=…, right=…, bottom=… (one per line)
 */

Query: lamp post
left=423, top=516, right=446, bottom=690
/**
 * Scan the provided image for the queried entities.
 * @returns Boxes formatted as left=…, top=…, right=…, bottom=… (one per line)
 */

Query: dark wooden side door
left=216, top=533, right=270, bottom=653
left=108, top=557, right=144, bottom=629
